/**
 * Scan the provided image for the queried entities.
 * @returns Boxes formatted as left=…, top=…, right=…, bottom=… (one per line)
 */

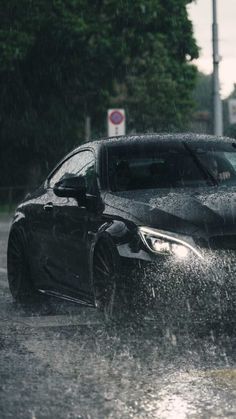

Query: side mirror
left=53, top=176, right=86, bottom=204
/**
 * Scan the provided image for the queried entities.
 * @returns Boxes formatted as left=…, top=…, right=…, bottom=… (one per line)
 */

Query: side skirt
left=38, top=288, right=95, bottom=307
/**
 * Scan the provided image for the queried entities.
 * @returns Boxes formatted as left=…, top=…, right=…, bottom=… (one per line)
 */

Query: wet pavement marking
left=0, top=312, right=102, bottom=328
left=205, top=368, right=236, bottom=383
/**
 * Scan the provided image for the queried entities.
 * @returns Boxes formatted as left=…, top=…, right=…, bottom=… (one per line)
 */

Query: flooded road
left=0, top=218, right=236, bottom=418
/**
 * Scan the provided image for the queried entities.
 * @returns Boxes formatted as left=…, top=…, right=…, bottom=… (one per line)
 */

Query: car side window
left=49, top=151, right=97, bottom=194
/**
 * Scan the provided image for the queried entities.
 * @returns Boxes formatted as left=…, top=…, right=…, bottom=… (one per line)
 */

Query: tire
left=7, top=228, right=36, bottom=301
left=93, top=239, right=121, bottom=318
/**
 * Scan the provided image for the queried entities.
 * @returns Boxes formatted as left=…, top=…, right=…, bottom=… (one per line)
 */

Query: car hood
left=104, top=187, right=236, bottom=238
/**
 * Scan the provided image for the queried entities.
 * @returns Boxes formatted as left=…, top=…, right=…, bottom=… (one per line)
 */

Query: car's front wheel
left=93, top=239, right=123, bottom=318
left=7, top=228, right=36, bottom=301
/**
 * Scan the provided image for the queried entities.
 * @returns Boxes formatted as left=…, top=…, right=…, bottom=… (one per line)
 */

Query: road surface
left=0, top=217, right=236, bottom=418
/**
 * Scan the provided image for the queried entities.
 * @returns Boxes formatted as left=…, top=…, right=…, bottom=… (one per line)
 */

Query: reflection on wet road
left=0, top=218, right=236, bottom=418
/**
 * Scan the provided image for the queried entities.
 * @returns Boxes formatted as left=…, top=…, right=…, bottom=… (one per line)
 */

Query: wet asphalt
left=0, top=217, right=236, bottom=419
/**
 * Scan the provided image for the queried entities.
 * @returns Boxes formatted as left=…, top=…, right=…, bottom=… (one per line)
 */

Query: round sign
left=109, top=110, right=124, bottom=125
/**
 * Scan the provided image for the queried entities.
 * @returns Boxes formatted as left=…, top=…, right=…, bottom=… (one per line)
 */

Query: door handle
left=43, top=202, right=54, bottom=212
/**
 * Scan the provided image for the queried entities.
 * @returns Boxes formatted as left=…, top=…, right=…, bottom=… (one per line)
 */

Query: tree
left=0, top=0, right=198, bottom=187
left=113, top=0, right=199, bottom=132
left=193, top=71, right=212, bottom=113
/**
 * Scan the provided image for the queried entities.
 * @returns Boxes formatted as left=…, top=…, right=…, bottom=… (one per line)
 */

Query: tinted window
left=107, top=141, right=236, bottom=191
left=49, top=150, right=97, bottom=194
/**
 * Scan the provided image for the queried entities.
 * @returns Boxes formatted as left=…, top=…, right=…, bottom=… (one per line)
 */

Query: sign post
left=107, top=109, right=126, bottom=137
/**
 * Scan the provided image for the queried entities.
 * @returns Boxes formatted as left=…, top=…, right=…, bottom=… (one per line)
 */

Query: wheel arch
left=91, top=231, right=120, bottom=275
left=7, top=220, right=36, bottom=300
left=7, top=209, right=32, bottom=286
left=89, top=219, right=133, bottom=291
left=90, top=219, right=134, bottom=264
left=8, top=212, right=28, bottom=246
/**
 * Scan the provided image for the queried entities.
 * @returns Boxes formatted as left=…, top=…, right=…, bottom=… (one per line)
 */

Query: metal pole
left=212, top=0, right=223, bottom=136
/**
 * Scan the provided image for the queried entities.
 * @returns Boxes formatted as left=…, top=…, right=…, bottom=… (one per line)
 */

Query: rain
left=1, top=1, right=236, bottom=418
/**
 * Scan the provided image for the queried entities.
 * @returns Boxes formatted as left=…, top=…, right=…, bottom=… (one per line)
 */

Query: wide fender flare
left=8, top=210, right=28, bottom=248
left=88, top=220, right=135, bottom=281
left=10, top=208, right=29, bottom=230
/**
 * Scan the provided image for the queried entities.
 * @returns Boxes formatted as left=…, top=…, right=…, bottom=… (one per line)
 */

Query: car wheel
left=7, top=228, right=36, bottom=301
left=93, top=239, right=120, bottom=318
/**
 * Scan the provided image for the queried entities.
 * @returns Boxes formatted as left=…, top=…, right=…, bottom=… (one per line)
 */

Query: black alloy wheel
left=7, top=229, right=35, bottom=301
left=93, top=240, right=120, bottom=318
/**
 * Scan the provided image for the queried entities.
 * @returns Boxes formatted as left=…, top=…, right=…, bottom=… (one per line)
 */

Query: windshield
left=107, top=141, right=236, bottom=191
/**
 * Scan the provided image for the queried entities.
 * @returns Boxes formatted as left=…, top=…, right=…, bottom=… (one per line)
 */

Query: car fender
left=9, top=208, right=28, bottom=237
left=7, top=207, right=31, bottom=257
left=89, top=219, right=152, bottom=275
left=88, top=219, right=130, bottom=275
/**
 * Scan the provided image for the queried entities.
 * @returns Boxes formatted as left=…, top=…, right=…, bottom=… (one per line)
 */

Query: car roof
left=46, top=133, right=236, bottom=183
left=73, top=133, right=236, bottom=153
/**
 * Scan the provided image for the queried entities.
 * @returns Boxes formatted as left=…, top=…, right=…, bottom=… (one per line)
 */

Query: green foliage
left=0, top=0, right=198, bottom=187
left=193, top=71, right=212, bottom=113
left=125, top=39, right=197, bottom=132
left=117, top=0, right=198, bottom=132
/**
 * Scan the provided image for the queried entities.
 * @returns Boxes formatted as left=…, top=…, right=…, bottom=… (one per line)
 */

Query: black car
left=7, top=134, right=236, bottom=319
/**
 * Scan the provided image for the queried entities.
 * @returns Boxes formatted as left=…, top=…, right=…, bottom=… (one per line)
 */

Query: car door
left=27, top=185, right=61, bottom=290
left=29, top=154, right=85, bottom=290
left=47, top=149, right=97, bottom=295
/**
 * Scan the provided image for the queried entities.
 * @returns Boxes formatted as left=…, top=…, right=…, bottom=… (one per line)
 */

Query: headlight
left=139, top=226, right=203, bottom=259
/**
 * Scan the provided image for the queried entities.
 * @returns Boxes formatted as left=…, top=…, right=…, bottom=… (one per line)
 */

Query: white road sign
left=228, top=99, right=236, bottom=125
left=107, top=109, right=126, bottom=137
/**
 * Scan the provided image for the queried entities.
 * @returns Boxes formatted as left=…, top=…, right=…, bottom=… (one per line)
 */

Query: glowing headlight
left=139, top=227, right=202, bottom=259
left=171, top=244, right=189, bottom=259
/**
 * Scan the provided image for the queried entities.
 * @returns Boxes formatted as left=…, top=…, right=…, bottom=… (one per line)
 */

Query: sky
left=188, top=0, right=236, bottom=98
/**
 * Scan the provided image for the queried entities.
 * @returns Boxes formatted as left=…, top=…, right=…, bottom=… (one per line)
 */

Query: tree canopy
left=193, top=71, right=212, bottom=113
left=0, top=0, right=198, bottom=187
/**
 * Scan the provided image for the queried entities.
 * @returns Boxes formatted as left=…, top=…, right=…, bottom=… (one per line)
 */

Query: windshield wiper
left=183, top=143, right=219, bottom=186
